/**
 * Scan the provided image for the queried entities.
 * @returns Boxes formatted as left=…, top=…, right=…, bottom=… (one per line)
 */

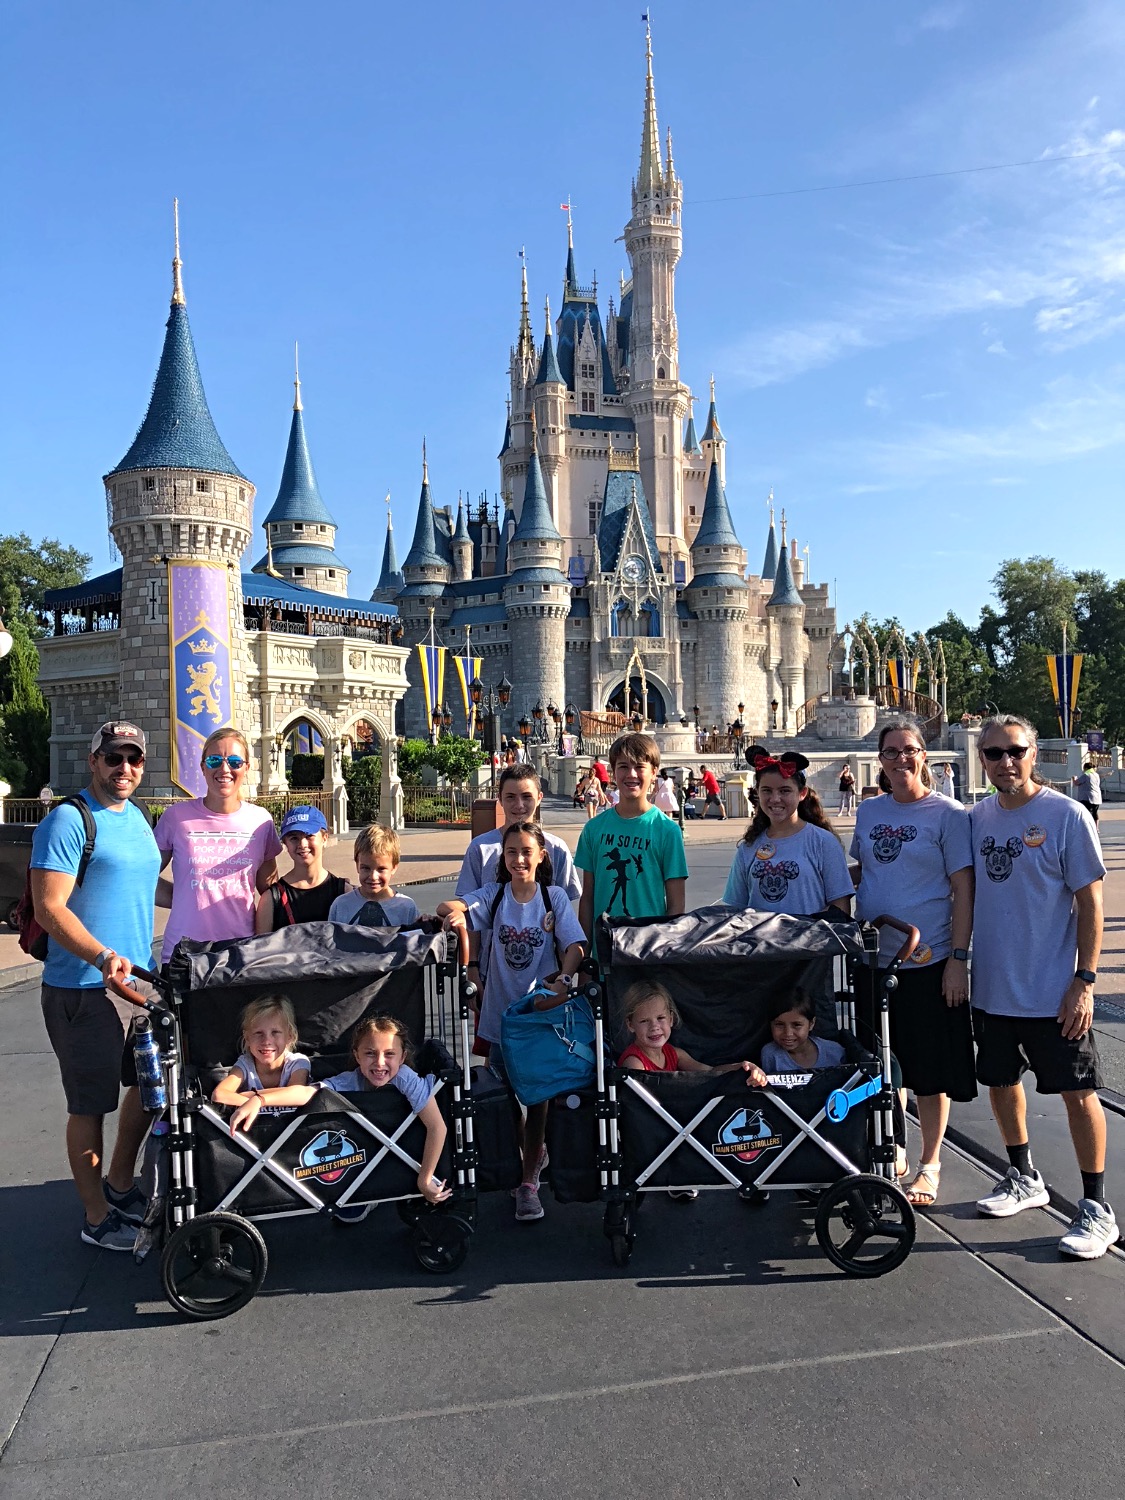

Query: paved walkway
left=2, top=804, right=1124, bottom=1494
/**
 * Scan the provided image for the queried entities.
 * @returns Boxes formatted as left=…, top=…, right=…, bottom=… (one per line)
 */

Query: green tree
left=0, top=614, right=50, bottom=794
left=0, top=532, right=91, bottom=633
left=1074, top=570, right=1125, bottom=742
left=926, top=613, right=992, bottom=721
left=976, top=558, right=1078, bottom=733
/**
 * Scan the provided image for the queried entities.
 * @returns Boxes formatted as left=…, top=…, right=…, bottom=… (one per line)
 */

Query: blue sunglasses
left=204, top=754, right=246, bottom=770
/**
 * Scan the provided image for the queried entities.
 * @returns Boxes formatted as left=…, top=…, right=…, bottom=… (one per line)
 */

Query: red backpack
left=16, top=796, right=98, bottom=960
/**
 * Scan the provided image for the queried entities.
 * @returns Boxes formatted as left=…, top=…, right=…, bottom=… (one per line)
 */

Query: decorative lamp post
left=547, top=701, right=563, bottom=752
left=531, top=700, right=548, bottom=745
left=630, top=711, right=643, bottom=732
left=518, top=712, right=532, bottom=755
left=431, top=705, right=443, bottom=742
left=564, top=702, right=583, bottom=754
left=441, top=704, right=453, bottom=733
left=770, top=698, right=779, bottom=732
left=731, top=716, right=745, bottom=770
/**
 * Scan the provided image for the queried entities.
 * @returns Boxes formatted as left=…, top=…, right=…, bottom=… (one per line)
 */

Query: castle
left=38, top=28, right=836, bottom=801
left=379, top=30, right=836, bottom=739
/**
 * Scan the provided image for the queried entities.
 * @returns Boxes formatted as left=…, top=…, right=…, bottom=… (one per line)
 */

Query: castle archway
left=606, top=677, right=668, bottom=726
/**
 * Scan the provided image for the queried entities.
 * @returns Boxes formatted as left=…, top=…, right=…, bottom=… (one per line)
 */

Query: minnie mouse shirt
left=851, top=792, right=972, bottom=967
left=723, top=823, right=852, bottom=916
left=460, top=882, right=586, bottom=1043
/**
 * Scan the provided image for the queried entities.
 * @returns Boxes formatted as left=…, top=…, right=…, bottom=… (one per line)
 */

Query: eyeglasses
left=204, top=754, right=246, bottom=770
left=101, top=751, right=144, bottom=768
left=981, top=744, right=1030, bottom=763
left=878, top=747, right=923, bottom=762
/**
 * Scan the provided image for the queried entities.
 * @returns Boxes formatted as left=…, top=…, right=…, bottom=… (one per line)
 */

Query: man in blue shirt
left=31, top=721, right=161, bottom=1250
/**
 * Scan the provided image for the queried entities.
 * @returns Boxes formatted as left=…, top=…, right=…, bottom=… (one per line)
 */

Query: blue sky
left=4, top=0, right=1125, bottom=633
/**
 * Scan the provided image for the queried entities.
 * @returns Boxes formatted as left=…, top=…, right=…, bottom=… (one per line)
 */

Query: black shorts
left=886, top=962, right=977, bottom=1102
left=972, top=1008, right=1103, bottom=1094
left=41, top=982, right=139, bottom=1116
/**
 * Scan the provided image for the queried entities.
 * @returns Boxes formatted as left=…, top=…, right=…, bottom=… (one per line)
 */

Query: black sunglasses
left=981, top=744, right=1031, bottom=762
left=102, top=751, right=144, bottom=768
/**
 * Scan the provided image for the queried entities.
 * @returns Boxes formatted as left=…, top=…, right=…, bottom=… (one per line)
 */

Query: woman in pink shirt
left=155, top=728, right=281, bottom=963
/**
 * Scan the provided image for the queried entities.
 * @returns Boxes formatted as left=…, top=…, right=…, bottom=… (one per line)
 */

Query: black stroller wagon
left=548, top=905, right=919, bottom=1278
left=121, top=920, right=479, bottom=1320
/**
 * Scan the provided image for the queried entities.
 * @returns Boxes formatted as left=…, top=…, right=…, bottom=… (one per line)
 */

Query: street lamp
left=770, top=698, right=779, bottom=731
left=471, top=676, right=513, bottom=793
left=730, top=715, right=745, bottom=770
left=630, top=711, right=643, bottom=732
left=547, top=701, right=563, bottom=752
left=518, top=712, right=532, bottom=754
left=564, top=702, right=583, bottom=754
left=531, top=700, right=549, bottom=745
left=431, top=705, right=443, bottom=742
left=441, top=704, right=453, bottom=732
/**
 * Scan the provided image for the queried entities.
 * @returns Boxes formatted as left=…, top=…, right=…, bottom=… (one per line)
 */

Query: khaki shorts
left=41, top=982, right=140, bottom=1116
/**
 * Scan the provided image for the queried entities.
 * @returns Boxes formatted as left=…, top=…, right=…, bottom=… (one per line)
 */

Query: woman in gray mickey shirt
left=851, top=719, right=976, bottom=1209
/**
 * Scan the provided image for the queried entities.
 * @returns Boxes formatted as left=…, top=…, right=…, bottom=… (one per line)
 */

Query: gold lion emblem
left=185, top=661, right=223, bottom=723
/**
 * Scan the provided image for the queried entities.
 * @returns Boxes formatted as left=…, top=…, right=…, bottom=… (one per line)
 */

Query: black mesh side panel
left=468, top=1068, right=522, bottom=1194
left=545, top=1089, right=601, bottom=1204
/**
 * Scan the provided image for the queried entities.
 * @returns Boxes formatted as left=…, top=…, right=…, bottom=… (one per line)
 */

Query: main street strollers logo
left=295, top=1129, right=367, bottom=1184
left=713, top=1108, right=783, bottom=1164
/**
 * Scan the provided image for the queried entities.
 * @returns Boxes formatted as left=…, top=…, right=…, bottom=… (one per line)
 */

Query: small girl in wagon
left=619, top=979, right=768, bottom=1084
left=212, top=995, right=311, bottom=1126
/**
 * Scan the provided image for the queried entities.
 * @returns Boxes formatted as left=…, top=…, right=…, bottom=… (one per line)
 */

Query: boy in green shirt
left=576, top=733, right=688, bottom=947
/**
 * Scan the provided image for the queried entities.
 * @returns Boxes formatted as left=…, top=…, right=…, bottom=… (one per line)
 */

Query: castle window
left=328, top=570, right=336, bottom=579
left=588, top=499, right=603, bottom=535
left=662, top=435, right=667, bottom=453
left=658, top=366, right=666, bottom=380
left=689, top=506, right=697, bottom=517
left=195, top=478, right=210, bottom=493
left=580, top=362, right=596, bottom=381
left=293, top=567, right=305, bottom=577
left=542, top=584, right=550, bottom=593
left=320, top=525, right=328, bottom=533
left=239, top=488, right=246, bottom=502
left=292, top=523, right=304, bottom=533
left=144, top=476, right=156, bottom=491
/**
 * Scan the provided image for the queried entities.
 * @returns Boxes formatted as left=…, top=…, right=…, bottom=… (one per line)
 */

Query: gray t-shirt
left=723, top=822, right=852, bottom=915
left=760, top=1036, right=846, bottom=1072
left=456, top=829, right=581, bottom=900
left=460, top=882, right=586, bottom=1043
left=850, top=792, right=972, bottom=966
left=1074, top=770, right=1102, bottom=806
left=328, top=889, right=421, bottom=927
left=969, top=786, right=1105, bottom=1018
left=318, top=1063, right=434, bottom=1114
left=231, top=1051, right=311, bottom=1115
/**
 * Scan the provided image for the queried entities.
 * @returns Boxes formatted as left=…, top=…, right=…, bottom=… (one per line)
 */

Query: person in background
left=255, top=805, right=348, bottom=931
left=1072, top=760, right=1102, bottom=826
left=837, top=762, right=856, bottom=818
left=940, top=762, right=957, bottom=801
left=457, top=764, right=581, bottom=899
left=698, top=763, right=726, bottom=820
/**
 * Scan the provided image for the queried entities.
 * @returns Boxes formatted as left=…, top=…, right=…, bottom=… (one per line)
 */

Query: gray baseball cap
left=90, top=721, right=147, bottom=756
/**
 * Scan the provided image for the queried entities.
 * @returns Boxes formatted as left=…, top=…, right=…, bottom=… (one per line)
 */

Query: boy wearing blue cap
left=254, top=805, right=350, bottom=931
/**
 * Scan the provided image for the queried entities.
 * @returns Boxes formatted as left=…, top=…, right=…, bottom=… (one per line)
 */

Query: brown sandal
left=905, top=1163, right=941, bottom=1207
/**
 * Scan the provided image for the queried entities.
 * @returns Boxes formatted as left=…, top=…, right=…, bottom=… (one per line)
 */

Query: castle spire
left=535, top=296, right=564, bottom=385
left=293, top=340, right=303, bottom=412
left=761, top=493, right=779, bottom=581
left=262, top=363, right=336, bottom=528
left=373, top=502, right=405, bottom=600
left=513, top=432, right=561, bottom=543
left=637, top=17, right=663, bottom=194
left=702, top=375, right=723, bottom=441
left=171, top=197, right=185, bottom=306
left=516, top=250, right=534, bottom=363
left=692, top=459, right=742, bottom=551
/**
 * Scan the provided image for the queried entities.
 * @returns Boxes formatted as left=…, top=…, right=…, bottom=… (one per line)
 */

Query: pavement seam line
left=0, top=1326, right=1059, bottom=1468
left=0, top=1255, right=102, bottom=1463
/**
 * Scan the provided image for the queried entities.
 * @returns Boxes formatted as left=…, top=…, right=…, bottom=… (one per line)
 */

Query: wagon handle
left=448, top=923, right=470, bottom=969
left=105, top=965, right=176, bottom=1026
left=871, top=915, right=921, bottom=966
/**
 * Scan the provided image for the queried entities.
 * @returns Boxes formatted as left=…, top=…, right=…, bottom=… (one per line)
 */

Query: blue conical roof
left=768, top=544, right=802, bottom=607
left=453, top=499, right=471, bottom=543
left=375, top=516, right=404, bottom=595
left=512, top=446, right=560, bottom=542
left=702, top=395, right=723, bottom=444
left=683, top=412, right=700, bottom=455
left=402, top=473, right=445, bottom=571
left=498, top=414, right=512, bottom=458
left=761, top=517, right=778, bottom=580
left=692, top=461, right=741, bottom=550
left=110, top=301, right=245, bottom=478
left=496, top=500, right=515, bottom=575
left=536, top=327, right=564, bottom=386
left=263, top=406, right=335, bottom=526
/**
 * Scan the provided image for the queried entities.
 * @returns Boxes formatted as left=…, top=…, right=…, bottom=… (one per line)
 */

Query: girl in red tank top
left=618, top=980, right=767, bottom=1084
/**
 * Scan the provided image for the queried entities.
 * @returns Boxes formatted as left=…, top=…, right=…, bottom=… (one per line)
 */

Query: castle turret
left=622, top=23, right=687, bottom=551
left=699, top=376, right=726, bottom=488
left=103, top=202, right=256, bottom=794
left=532, top=298, right=566, bottom=525
left=451, top=499, right=473, bottom=583
left=252, top=348, right=349, bottom=596
left=397, top=444, right=452, bottom=735
left=372, top=508, right=404, bottom=603
left=684, top=458, right=748, bottom=730
left=761, top=499, right=779, bottom=582
left=503, top=440, right=568, bottom=718
left=766, top=513, right=806, bottom=733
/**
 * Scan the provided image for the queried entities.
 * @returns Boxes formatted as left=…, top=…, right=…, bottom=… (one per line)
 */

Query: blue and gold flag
left=452, top=652, right=483, bottom=732
left=169, top=561, right=234, bottom=796
left=1046, top=653, right=1083, bottom=736
left=886, top=656, right=919, bottom=706
left=416, top=642, right=447, bottom=720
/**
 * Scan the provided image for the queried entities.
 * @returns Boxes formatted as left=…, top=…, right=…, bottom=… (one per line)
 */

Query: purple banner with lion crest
left=168, top=561, right=234, bottom=796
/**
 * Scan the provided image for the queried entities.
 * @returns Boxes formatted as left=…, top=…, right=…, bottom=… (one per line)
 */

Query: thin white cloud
left=986, top=340, right=1009, bottom=356
left=917, top=3, right=967, bottom=32
left=864, top=385, right=890, bottom=412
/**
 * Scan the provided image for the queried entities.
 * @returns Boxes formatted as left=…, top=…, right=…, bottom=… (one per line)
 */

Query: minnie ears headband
left=745, top=745, right=810, bottom=779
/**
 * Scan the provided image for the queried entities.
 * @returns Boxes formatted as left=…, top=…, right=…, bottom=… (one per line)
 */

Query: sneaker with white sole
left=103, top=1179, right=146, bottom=1227
left=514, top=1184, right=544, bottom=1222
left=976, top=1166, right=1050, bottom=1218
left=333, top=1203, right=372, bottom=1224
left=511, top=1146, right=549, bottom=1197
left=80, top=1208, right=137, bottom=1251
left=1059, top=1199, right=1119, bottom=1260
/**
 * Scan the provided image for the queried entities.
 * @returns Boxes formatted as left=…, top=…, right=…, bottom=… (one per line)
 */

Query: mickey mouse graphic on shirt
left=497, top=922, right=546, bottom=970
left=980, top=835, right=1024, bottom=883
left=868, top=824, right=918, bottom=864
left=751, top=856, right=802, bottom=902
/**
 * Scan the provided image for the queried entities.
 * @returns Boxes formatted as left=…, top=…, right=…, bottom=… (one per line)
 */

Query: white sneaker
left=976, top=1167, right=1050, bottom=1218
left=1059, top=1199, right=1119, bottom=1260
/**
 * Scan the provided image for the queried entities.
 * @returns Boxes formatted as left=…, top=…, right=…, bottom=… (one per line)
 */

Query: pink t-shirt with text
left=156, top=799, right=282, bottom=961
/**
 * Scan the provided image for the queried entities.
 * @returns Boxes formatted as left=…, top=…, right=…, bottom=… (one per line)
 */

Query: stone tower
left=503, top=440, right=568, bottom=718
left=622, top=23, right=688, bottom=562
left=684, top=459, right=749, bottom=730
left=766, top=516, right=807, bottom=734
left=102, top=205, right=258, bottom=796
left=397, top=447, right=451, bottom=737
left=251, top=350, right=350, bottom=597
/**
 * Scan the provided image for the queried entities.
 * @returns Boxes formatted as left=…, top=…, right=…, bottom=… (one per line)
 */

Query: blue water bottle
left=133, top=1015, right=167, bottom=1112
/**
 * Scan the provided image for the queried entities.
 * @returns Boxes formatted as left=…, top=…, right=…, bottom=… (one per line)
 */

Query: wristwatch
left=951, top=948, right=970, bottom=962
left=95, top=947, right=114, bottom=970
left=1076, top=968, right=1097, bottom=985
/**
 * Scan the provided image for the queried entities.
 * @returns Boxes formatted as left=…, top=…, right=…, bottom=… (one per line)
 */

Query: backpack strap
left=272, top=882, right=296, bottom=926
left=64, top=795, right=97, bottom=889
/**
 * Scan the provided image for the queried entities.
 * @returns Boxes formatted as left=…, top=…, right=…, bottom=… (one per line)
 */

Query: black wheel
left=411, top=1213, right=471, bottom=1273
left=814, top=1174, right=915, bottom=1278
left=160, top=1211, right=267, bottom=1320
left=604, top=1200, right=635, bottom=1267
left=2, top=898, right=20, bottom=931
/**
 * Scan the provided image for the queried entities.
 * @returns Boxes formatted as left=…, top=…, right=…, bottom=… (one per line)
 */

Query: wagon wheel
left=814, top=1174, right=915, bottom=1278
left=604, top=1199, right=636, bottom=1268
left=411, top=1213, right=472, bottom=1274
left=397, top=1198, right=424, bottom=1228
left=160, top=1211, right=268, bottom=1320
